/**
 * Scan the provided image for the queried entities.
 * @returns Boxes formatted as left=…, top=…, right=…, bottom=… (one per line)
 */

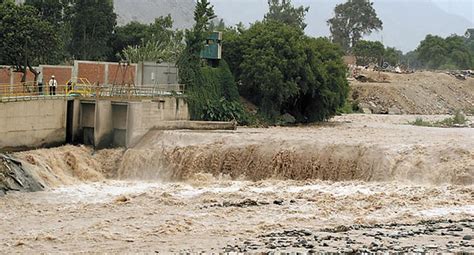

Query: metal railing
left=0, top=82, right=185, bottom=102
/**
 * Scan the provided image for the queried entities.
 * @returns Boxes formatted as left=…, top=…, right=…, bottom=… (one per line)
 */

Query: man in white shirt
left=49, top=75, right=58, bottom=95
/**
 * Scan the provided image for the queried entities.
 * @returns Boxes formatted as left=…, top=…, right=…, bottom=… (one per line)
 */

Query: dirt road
left=0, top=114, right=472, bottom=253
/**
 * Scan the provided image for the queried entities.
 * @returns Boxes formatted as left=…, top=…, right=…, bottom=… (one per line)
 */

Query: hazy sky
left=433, top=0, right=474, bottom=22
left=211, top=0, right=474, bottom=52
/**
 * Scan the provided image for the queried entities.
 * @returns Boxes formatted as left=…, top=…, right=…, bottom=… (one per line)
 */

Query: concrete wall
left=126, top=97, right=189, bottom=147
left=39, top=65, right=73, bottom=94
left=0, top=94, right=189, bottom=150
left=1, top=61, right=179, bottom=89
left=0, top=100, right=66, bottom=150
left=137, top=62, right=178, bottom=86
left=112, top=104, right=128, bottom=147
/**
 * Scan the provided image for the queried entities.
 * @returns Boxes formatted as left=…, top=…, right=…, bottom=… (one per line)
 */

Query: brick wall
left=77, top=62, right=105, bottom=85
left=1, top=61, right=138, bottom=95
left=12, top=70, right=35, bottom=84
left=108, top=64, right=137, bottom=85
left=0, top=67, right=11, bottom=85
left=41, top=66, right=73, bottom=94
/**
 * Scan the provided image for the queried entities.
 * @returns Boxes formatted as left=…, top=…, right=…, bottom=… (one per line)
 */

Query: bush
left=185, top=60, right=247, bottom=123
left=410, top=117, right=432, bottom=127
left=337, top=99, right=361, bottom=114
left=436, top=110, right=468, bottom=127
left=201, top=98, right=249, bottom=124
left=410, top=111, right=468, bottom=128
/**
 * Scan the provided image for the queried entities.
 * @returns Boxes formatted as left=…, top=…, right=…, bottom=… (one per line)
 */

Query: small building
left=200, top=32, right=222, bottom=63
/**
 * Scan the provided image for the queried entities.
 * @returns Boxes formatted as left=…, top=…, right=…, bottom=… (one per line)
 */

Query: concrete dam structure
left=0, top=96, right=189, bottom=151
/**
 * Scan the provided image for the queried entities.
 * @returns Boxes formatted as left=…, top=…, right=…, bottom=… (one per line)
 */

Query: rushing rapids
left=1, top=115, right=473, bottom=253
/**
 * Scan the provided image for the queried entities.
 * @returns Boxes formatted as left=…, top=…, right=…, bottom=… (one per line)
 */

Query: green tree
left=116, top=15, right=185, bottom=63
left=226, top=21, right=349, bottom=122
left=177, top=0, right=216, bottom=90
left=416, top=35, right=448, bottom=69
left=109, top=21, right=148, bottom=61
left=352, top=40, right=384, bottom=66
left=328, top=0, right=383, bottom=52
left=144, top=15, right=175, bottom=43
left=221, top=24, right=246, bottom=78
left=264, top=0, right=309, bottom=30
left=24, top=0, right=73, bottom=62
left=384, top=47, right=403, bottom=66
left=120, top=30, right=184, bottom=63
left=24, top=0, right=71, bottom=26
left=416, top=34, right=473, bottom=69
left=291, top=37, right=349, bottom=122
left=69, top=0, right=116, bottom=60
left=444, top=35, right=472, bottom=69
left=0, top=0, right=60, bottom=82
left=237, top=21, right=304, bottom=117
left=401, top=50, right=423, bottom=70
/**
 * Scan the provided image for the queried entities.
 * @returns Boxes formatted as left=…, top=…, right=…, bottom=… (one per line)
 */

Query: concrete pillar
left=137, top=62, right=144, bottom=86
left=72, top=61, right=79, bottom=83
left=104, top=63, right=109, bottom=85
left=125, top=102, right=143, bottom=148
left=94, top=100, right=113, bottom=149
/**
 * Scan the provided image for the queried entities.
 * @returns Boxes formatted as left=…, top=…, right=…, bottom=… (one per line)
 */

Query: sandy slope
left=351, top=71, right=474, bottom=114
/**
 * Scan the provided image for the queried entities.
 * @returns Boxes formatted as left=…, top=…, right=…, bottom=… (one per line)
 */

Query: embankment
left=351, top=71, right=474, bottom=114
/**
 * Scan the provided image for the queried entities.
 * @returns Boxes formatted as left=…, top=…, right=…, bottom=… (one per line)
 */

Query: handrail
left=0, top=83, right=186, bottom=102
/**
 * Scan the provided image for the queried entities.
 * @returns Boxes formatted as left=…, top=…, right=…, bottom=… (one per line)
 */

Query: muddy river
left=0, top=115, right=472, bottom=253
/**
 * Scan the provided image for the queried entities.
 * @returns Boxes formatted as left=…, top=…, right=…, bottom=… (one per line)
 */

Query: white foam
left=416, top=205, right=474, bottom=217
left=174, top=182, right=378, bottom=198
left=49, top=181, right=162, bottom=203
left=175, top=183, right=243, bottom=198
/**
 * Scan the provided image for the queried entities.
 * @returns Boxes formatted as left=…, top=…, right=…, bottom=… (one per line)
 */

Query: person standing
left=49, top=75, right=57, bottom=95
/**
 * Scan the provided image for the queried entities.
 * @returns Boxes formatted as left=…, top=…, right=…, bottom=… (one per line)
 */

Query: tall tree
left=327, top=0, right=383, bottom=52
left=69, top=0, right=116, bottom=60
left=264, top=0, right=309, bottom=30
left=24, top=0, right=71, bottom=26
left=24, top=0, right=73, bottom=62
left=352, top=40, right=384, bottom=66
left=384, top=47, right=403, bottom=66
left=416, top=34, right=473, bottom=69
left=177, top=0, right=216, bottom=89
left=120, top=29, right=184, bottom=63
left=226, top=20, right=349, bottom=122
left=109, top=21, right=148, bottom=61
left=0, top=0, right=60, bottom=82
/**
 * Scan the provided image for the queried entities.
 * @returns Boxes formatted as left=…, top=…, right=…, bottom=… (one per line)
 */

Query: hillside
left=114, top=0, right=195, bottom=28
left=14, top=0, right=196, bottom=28
left=350, top=70, right=474, bottom=115
left=212, top=0, right=473, bottom=52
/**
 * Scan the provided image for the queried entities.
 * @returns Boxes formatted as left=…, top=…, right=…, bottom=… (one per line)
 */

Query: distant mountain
left=14, top=0, right=196, bottom=29
left=114, top=0, right=195, bottom=29
left=16, top=0, right=472, bottom=52
left=211, top=0, right=473, bottom=52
